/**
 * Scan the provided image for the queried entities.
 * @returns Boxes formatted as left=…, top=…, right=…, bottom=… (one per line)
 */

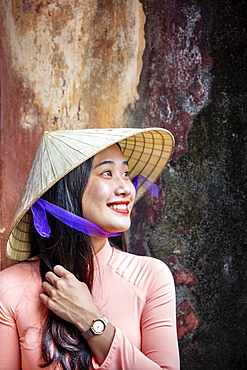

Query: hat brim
left=6, top=127, right=174, bottom=260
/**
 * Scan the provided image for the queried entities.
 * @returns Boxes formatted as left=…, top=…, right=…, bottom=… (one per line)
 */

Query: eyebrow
left=94, top=160, right=128, bottom=169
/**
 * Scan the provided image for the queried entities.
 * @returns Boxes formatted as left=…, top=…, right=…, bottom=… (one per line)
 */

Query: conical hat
left=6, top=127, right=174, bottom=260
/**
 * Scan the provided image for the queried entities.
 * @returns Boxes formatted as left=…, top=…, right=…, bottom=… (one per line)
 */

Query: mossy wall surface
left=129, top=0, right=247, bottom=368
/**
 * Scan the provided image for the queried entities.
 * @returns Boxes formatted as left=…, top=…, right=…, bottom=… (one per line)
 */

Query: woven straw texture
left=6, top=127, right=174, bottom=260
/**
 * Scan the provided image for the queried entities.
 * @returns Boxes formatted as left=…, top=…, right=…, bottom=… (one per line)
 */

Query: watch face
left=92, top=319, right=105, bottom=334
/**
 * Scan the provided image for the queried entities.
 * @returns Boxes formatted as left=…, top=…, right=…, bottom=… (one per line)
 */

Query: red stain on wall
left=166, top=254, right=200, bottom=339
left=166, top=255, right=198, bottom=288
left=144, top=0, right=212, bottom=158
left=177, top=299, right=200, bottom=340
left=0, top=20, right=44, bottom=268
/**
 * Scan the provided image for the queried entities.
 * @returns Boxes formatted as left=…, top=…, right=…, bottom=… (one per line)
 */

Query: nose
left=114, top=177, right=132, bottom=196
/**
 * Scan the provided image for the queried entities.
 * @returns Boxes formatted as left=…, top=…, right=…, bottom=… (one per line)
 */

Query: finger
left=53, top=265, right=72, bottom=277
left=42, top=281, right=54, bottom=295
left=39, top=292, right=56, bottom=311
left=45, top=270, right=60, bottom=285
left=39, top=292, right=50, bottom=306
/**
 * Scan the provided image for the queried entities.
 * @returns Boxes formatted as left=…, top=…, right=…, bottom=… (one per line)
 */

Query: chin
left=106, top=223, right=131, bottom=234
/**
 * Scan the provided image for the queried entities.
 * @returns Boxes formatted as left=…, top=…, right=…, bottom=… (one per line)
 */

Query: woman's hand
left=40, top=265, right=101, bottom=332
left=40, top=265, right=115, bottom=364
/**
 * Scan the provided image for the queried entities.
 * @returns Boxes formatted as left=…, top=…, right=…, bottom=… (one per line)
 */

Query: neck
left=90, top=237, right=109, bottom=254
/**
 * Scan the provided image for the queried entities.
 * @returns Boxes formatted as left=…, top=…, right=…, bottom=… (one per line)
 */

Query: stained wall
left=1, top=0, right=246, bottom=368
left=128, top=0, right=247, bottom=368
left=0, top=0, right=146, bottom=267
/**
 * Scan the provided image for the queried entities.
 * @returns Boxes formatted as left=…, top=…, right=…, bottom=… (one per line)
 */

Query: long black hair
left=29, top=156, right=124, bottom=369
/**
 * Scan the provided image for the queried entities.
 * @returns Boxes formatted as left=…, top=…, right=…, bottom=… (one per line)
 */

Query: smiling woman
left=0, top=128, right=180, bottom=370
left=82, top=145, right=136, bottom=236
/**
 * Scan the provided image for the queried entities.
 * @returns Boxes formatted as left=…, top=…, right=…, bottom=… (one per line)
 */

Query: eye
left=101, top=170, right=112, bottom=176
left=123, top=171, right=130, bottom=178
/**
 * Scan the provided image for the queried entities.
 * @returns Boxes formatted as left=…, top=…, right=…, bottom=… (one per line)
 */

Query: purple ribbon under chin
left=30, top=174, right=159, bottom=239
left=31, top=199, right=121, bottom=239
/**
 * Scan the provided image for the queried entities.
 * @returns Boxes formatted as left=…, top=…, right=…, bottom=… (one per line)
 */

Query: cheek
left=88, top=181, right=110, bottom=202
left=82, top=181, right=110, bottom=214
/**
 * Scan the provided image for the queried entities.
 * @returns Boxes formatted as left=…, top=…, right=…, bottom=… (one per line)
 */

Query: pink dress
left=0, top=242, right=180, bottom=369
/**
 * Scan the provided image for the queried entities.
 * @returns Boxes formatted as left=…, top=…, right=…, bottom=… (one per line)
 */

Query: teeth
left=109, top=204, right=128, bottom=210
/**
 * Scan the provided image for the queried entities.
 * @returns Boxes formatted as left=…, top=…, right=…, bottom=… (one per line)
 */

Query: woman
left=0, top=128, right=180, bottom=369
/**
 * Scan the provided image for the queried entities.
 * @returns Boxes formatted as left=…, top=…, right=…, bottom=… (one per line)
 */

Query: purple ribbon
left=132, top=175, right=159, bottom=198
left=30, top=175, right=159, bottom=239
left=31, top=199, right=121, bottom=238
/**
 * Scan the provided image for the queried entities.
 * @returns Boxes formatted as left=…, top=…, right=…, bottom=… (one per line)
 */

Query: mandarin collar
left=93, top=240, right=113, bottom=269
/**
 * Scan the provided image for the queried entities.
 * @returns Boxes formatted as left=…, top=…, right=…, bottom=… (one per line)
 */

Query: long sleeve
left=92, top=249, right=180, bottom=370
left=0, top=262, right=46, bottom=370
left=0, top=303, right=21, bottom=370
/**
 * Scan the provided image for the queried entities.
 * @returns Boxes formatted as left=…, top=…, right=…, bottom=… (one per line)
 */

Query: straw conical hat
left=6, top=127, right=174, bottom=261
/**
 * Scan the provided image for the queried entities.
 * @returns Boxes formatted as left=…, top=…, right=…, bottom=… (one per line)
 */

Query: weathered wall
left=128, top=0, right=247, bottom=368
left=0, top=0, right=146, bottom=268
left=1, top=0, right=246, bottom=368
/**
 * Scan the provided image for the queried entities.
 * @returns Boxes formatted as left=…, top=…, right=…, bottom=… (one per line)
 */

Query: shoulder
left=0, top=260, right=40, bottom=281
left=0, top=261, right=41, bottom=302
left=109, top=248, right=174, bottom=292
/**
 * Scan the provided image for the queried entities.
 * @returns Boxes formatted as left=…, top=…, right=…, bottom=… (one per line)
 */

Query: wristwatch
left=81, top=316, right=109, bottom=340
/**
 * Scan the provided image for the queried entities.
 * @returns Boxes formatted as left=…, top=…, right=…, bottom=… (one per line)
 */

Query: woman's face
left=82, top=144, right=136, bottom=233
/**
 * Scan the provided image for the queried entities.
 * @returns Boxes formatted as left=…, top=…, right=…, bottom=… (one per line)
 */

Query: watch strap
left=81, top=316, right=109, bottom=340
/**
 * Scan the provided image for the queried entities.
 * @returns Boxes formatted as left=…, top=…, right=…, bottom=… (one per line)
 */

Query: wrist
left=74, top=308, right=102, bottom=333
left=81, top=316, right=109, bottom=340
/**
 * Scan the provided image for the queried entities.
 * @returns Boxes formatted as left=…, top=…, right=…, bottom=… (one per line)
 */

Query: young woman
left=0, top=128, right=180, bottom=369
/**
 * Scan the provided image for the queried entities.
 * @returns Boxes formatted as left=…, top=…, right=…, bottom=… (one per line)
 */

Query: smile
left=107, top=202, right=130, bottom=214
